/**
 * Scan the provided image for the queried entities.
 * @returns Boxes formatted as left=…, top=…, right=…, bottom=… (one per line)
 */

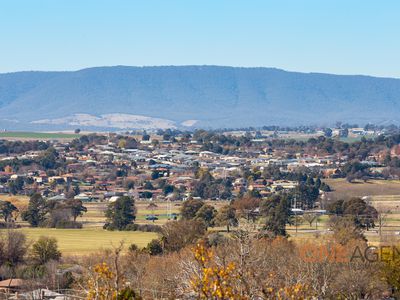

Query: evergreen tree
left=261, top=195, right=291, bottom=236
left=0, top=200, right=17, bottom=222
left=181, top=199, right=204, bottom=219
left=105, top=196, right=136, bottom=230
left=195, top=204, right=217, bottom=228
left=22, top=193, right=47, bottom=227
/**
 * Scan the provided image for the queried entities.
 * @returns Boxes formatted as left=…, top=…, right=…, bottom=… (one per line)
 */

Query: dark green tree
left=39, top=147, right=58, bottom=170
left=65, top=199, right=87, bottom=222
left=195, top=204, right=217, bottom=228
left=162, top=184, right=174, bottom=195
left=214, top=205, right=238, bottom=232
left=145, top=239, right=163, bottom=256
left=261, top=194, right=291, bottom=236
left=323, top=128, right=333, bottom=137
left=0, top=200, right=17, bottom=222
left=22, top=193, right=47, bottom=227
left=8, top=177, right=24, bottom=195
left=343, top=197, right=378, bottom=229
left=105, top=196, right=136, bottom=230
left=143, top=181, right=154, bottom=190
left=181, top=198, right=204, bottom=219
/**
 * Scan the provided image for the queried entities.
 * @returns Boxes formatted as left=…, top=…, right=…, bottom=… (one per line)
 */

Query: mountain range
left=0, top=65, right=399, bottom=130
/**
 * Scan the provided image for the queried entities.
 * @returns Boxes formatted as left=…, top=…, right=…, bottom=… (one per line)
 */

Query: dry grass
left=324, top=178, right=400, bottom=200
left=322, top=179, right=400, bottom=241
left=2, top=227, right=157, bottom=255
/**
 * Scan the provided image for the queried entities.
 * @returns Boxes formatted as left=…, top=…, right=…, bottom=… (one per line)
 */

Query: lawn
left=5, top=228, right=158, bottom=255
left=0, top=131, right=80, bottom=140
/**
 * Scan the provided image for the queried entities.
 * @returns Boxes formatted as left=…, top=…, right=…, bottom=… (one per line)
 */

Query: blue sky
left=1, top=0, right=399, bottom=77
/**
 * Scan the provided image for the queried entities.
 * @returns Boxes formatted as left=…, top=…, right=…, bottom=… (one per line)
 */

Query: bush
left=31, top=236, right=61, bottom=265
left=133, top=224, right=162, bottom=233
left=55, top=220, right=83, bottom=229
left=123, top=223, right=139, bottom=231
left=128, top=244, right=139, bottom=252
left=0, top=222, right=20, bottom=229
left=103, top=222, right=116, bottom=230
left=109, top=223, right=162, bottom=232
left=206, top=232, right=227, bottom=247
left=145, top=239, right=163, bottom=256
left=161, top=219, right=206, bottom=252
left=43, top=219, right=82, bottom=229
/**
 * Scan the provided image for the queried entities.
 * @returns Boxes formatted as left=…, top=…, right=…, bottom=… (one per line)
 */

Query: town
left=0, top=125, right=390, bottom=204
left=0, top=125, right=400, bottom=298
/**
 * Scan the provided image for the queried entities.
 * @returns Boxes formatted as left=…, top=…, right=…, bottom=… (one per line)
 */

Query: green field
left=0, top=131, right=80, bottom=139
left=80, top=202, right=181, bottom=226
left=5, top=201, right=175, bottom=255
left=5, top=228, right=158, bottom=255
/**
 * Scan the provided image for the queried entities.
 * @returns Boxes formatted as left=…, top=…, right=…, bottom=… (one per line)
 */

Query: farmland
left=1, top=199, right=175, bottom=254
left=0, top=131, right=80, bottom=140
left=80, top=201, right=182, bottom=227
left=324, top=178, right=400, bottom=241
left=11, top=228, right=157, bottom=255
left=0, top=198, right=233, bottom=254
left=324, top=178, right=400, bottom=200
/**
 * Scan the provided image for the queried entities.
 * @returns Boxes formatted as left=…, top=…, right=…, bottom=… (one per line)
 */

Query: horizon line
left=1, top=65, right=399, bottom=80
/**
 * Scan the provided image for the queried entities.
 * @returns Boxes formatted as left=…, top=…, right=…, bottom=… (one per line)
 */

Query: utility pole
left=294, top=196, right=298, bottom=235
left=167, top=198, right=172, bottom=220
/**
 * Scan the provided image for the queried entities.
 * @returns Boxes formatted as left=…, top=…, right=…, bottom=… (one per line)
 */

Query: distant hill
left=0, top=66, right=399, bottom=130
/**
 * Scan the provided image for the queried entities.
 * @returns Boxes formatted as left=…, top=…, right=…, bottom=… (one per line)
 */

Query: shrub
left=145, top=239, right=163, bottom=256
left=31, top=236, right=61, bottom=265
left=115, top=223, right=162, bottom=232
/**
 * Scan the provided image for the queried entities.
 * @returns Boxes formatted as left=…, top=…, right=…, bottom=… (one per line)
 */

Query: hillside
left=0, top=66, right=399, bottom=130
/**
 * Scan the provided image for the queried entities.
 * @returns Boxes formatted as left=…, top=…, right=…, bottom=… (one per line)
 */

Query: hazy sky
left=1, top=0, right=399, bottom=77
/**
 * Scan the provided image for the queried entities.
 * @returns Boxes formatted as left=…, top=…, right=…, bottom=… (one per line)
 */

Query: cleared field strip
left=0, top=131, right=80, bottom=140
left=3, top=228, right=158, bottom=255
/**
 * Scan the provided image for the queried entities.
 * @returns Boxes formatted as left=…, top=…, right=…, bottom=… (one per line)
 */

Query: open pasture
left=4, top=228, right=157, bottom=255
left=81, top=201, right=182, bottom=226
left=0, top=131, right=80, bottom=140
left=324, top=178, right=400, bottom=200
left=324, top=178, right=400, bottom=239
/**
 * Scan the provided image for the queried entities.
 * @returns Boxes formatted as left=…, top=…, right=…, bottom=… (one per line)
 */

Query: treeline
left=20, top=193, right=87, bottom=228
left=2, top=193, right=398, bottom=298
left=0, top=147, right=66, bottom=178
left=0, top=140, right=49, bottom=154
left=67, top=196, right=399, bottom=298
left=192, top=169, right=233, bottom=200
left=67, top=129, right=400, bottom=162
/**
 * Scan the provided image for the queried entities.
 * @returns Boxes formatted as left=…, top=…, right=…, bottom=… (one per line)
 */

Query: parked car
left=146, top=215, right=159, bottom=221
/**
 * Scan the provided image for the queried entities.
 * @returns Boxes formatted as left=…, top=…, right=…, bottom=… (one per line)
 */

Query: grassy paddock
left=324, top=178, right=400, bottom=238
left=3, top=228, right=158, bottom=255
left=324, top=178, right=400, bottom=200
left=0, top=131, right=80, bottom=140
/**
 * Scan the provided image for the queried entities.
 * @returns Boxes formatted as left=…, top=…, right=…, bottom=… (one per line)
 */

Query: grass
left=0, top=131, right=80, bottom=140
left=0, top=194, right=29, bottom=202
left=81, top=202, right=182, bottom=226
left=5, top=201, right=175, bottom=255
left=324, top=178, right=400, bottom=200
left=7, top=228, right=158, bottom=255
left=322, top=178, right=400, bottom=241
